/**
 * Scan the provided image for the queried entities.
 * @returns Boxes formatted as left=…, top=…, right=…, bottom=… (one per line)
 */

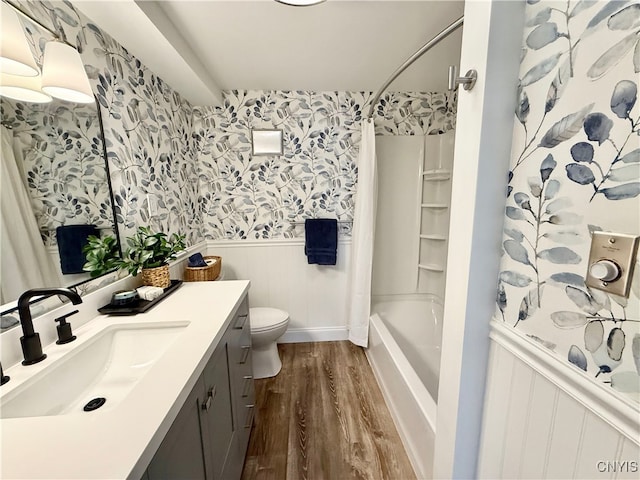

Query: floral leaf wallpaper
left=193, top=90, right=456, bottom=240
left=1, top=99, right=112, bottom=245
left=5, top=1, right=203, bottom=247
left=0, top=0, right=202, bottom=305
left=8, top=2, right=456, bottom=246
left=2, top=1, right=456, bottom=300
left=499, top=0, right=640, bottom=402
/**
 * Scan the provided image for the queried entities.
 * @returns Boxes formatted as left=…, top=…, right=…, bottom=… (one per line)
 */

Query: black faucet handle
left=55, top=309, right=79, bottom=345
left=1, top=361, right=9, bottom=386
left=56, top=309, right=79, bottom=321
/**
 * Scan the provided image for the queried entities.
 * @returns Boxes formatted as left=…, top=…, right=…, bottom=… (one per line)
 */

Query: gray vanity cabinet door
left=146, top=377, right=208, bottom=480
left=200, top=342, right=235, bottom=480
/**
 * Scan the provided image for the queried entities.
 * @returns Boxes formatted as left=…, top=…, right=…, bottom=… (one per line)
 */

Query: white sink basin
left=1, top=322, right=189, bottom=418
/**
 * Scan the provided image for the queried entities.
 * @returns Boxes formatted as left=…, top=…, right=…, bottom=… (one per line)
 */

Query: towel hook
left=448, top=65, right=477, bottom=91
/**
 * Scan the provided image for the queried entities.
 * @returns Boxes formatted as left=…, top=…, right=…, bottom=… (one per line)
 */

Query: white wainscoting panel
left=206, top=239, right=351, bottom=342
left=478, top=322, right=640, bottom=479
left=476, top=342, right=516, bottom=479
left=544, top=392, right=586, bottom=479
left=618, top=439, right=640, bottom=480
left=519, top=374, right=558, bottom=479
left=574, top=411, right=622, bottom=480
left=500, top=358, right=535, bottom=479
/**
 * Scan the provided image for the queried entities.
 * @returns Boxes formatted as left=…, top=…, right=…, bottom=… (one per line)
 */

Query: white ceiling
left=75, top=0, right=464, bottom=106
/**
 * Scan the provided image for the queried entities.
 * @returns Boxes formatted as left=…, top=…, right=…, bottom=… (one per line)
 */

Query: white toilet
left=249, top=307, right=290, bottom=379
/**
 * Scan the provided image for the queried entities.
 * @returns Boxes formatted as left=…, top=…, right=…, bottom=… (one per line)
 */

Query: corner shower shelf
left=421, top=203, right=448, bottom=209
left=423, top=169, right=451, bottom=181
left=418, top=263, right=445, bottom=272
left=420, top=234, right=447, bottom=241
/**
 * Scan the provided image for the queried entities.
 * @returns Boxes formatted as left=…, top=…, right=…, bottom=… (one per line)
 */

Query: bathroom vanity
left=144, top=286, right=254, bottom=480
left=0, top=280, right=253, bottom=480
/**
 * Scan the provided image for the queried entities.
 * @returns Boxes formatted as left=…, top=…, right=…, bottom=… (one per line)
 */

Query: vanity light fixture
left=275, top=0, right=327, bottom=6
left=0, top=2, right=39, bottom=77
left=0, top=0, right=93, bottom=104
left=41, top=41, right=94, bottom=103
left=0, top=73, right=52, bottom=103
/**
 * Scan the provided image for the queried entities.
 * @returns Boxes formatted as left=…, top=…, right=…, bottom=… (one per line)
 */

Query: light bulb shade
left=0, top=2, right=39, bottom=77
left=41, top=42, right=93, bottom=103
left=0, top=73, right=52, bottom=103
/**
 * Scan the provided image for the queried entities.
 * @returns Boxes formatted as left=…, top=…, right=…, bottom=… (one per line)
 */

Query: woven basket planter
left=141, top=264, right=170, bottom=288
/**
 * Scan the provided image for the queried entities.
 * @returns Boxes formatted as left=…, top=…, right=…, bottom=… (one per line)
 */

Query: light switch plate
left=585, top=231, right=640, bottom=297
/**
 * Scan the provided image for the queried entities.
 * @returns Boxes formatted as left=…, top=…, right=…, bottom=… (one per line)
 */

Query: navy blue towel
left=304, top=219, right=338, bottom=265
left=56, top=225, right=99, bottom=274
left=188, top=252, right=208, bottom=267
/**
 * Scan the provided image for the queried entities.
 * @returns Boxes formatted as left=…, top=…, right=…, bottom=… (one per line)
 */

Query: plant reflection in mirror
left=83, top=226, right=186, bottom=278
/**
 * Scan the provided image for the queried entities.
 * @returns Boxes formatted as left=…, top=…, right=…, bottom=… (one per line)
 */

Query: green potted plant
left=120, top=226, right=186, bottom=288
left=82, top=234, right=121, bottom=278
left=83, top=226, right=186, bottom=288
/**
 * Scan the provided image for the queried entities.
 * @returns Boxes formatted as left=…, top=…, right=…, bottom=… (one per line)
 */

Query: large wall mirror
left=0, top=2, right=121, bottom=330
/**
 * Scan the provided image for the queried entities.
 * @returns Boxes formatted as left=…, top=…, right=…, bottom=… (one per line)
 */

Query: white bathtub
left=366, top=295, right=442, bottom=480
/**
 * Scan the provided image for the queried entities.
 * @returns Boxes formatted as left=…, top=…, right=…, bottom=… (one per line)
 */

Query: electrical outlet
left=585, top=232, right=640, bottom=297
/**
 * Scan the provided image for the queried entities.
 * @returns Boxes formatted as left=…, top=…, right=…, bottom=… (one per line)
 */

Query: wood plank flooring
left=241, top=341, right=416, bottom=480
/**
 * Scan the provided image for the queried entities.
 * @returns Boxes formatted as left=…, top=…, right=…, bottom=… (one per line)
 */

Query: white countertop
left=0, top=280, right=250, bottom=480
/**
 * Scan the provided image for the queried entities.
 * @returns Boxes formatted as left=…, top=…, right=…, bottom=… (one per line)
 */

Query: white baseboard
left=279, top=327, right=349, bottom=343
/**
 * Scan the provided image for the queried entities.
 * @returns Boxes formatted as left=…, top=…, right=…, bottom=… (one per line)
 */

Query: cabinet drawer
left=233, top=312, right=249, bottom=330
left=240, top=374, right=255, bottom=401
left=241, top=403, right=255, bottom=431
left=233, top=298, right=250, bottom=329
left=230, top=342, right=254, bottom=404
left=233, top=315, right=251, bottom=351
left=231, top=342, right=253, bottom=395
left=229, top=320, right=252, bottom=370
left=221, top=402, right=255, bottom=480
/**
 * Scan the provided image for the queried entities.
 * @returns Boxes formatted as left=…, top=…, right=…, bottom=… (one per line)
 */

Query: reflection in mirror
left=0, top=1, right=123, bottom=331
left=0, top=96, right=121, bottom=328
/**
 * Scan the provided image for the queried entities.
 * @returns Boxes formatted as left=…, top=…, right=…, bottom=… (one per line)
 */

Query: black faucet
left=18, top=288, right=83, bottom=366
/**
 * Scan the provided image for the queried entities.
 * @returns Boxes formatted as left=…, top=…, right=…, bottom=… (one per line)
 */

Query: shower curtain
left=1, top=126, right=61, bottom=304
left=347, top=119, right=377, bottom=347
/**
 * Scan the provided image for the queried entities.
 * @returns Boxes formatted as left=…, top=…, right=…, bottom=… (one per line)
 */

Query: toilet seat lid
left=250, top=307, right=289, bottom=331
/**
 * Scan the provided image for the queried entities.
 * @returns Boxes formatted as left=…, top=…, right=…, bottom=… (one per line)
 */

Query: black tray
left=98, top=280, right=183, bottom=316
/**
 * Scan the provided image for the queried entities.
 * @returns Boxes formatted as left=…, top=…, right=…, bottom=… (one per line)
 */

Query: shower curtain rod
left=367, top=15, right=464, bottom=120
